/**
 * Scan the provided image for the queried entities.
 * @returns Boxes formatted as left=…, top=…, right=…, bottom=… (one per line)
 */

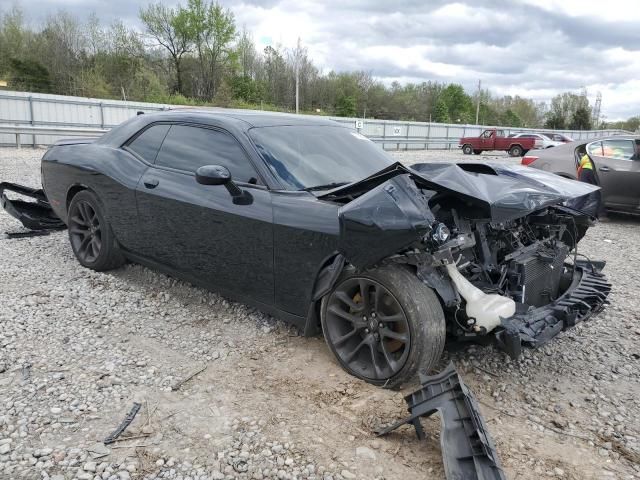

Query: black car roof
left=151, top=108, right=340, bottom=128
left=99, top=108, right=343, bottom=146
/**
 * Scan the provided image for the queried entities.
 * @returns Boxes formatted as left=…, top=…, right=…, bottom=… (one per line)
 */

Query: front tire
left=67, top=190, right=125, bottom=271
left=321, top=265, right=445, bottom=388
left=462, top=144, right=473, bottom=155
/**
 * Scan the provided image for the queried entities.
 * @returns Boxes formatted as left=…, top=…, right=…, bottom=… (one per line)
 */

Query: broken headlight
left=431, top=223, right=451, bottom=245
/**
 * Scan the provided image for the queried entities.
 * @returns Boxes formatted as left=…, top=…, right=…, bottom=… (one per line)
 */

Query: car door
left=134, top=123, right=275, bottom=306
left=480, top=130, right=495, bottom=150
left=590, top=138, right=640, bottom=211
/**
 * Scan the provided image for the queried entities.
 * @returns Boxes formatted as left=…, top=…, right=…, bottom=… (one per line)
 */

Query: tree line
left=0, top=3, right=634, bottom=130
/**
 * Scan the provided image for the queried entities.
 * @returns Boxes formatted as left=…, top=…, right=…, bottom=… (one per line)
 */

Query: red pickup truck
left=459, top=128, right=541, bottom=157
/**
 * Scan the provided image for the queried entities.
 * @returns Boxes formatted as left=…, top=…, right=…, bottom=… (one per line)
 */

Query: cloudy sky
left=5, top=0, right=640, bottom=120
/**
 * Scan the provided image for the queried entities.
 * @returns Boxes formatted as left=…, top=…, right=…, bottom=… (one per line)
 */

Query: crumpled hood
left=321, top=161, right=600, bottom=222
left=410, top=162, right=600, bottom=221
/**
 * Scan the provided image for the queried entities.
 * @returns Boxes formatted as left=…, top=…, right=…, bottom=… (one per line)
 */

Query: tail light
left=521, top=155, right=538, bottom=166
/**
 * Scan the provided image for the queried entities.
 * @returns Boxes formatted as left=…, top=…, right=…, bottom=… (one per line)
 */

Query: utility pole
left=475, top=80, right=481, bottom=125
left=295, top=38, right=301, bottom=115
left=295, top=63, right=299, bottom=114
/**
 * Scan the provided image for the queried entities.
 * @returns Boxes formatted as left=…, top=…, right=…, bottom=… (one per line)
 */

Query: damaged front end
left=320, top=162, right=611, bottom=358
left=0, top=182, right=65, bottom=231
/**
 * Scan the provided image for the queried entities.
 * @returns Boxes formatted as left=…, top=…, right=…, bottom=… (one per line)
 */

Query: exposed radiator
left=511, top=244, right=569, bottom=307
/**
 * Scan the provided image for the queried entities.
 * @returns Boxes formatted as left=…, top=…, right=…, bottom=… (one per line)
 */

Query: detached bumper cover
left=0, top=182, right=65, bottom=230
left=377, top=362, right=506, bottom=480
left=496, top=261, right=611, bottom=358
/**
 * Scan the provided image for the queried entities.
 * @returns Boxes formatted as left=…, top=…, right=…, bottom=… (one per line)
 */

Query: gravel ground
left=1, top=147, right=639, bottom=480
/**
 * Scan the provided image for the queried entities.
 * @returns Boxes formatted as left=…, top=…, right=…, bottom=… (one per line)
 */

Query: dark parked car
left=522, top=136, right=640, bottom=215
left=1, top=110, right=611, bottom=388
left=545, top=133, right=574, bottom=143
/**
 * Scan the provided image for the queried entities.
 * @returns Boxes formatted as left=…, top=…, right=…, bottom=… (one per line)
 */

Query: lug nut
left=363, top=316, right=367, bottom=321
left=378, top=323, right=383, bottom=328
left=365, top=328, right=370, bottom=333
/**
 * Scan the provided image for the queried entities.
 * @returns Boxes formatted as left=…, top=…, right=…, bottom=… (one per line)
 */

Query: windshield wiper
left=301, top=182, right=350, bottom=192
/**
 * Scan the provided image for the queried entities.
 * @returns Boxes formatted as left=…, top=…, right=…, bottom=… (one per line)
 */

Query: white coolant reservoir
left=445, top=263, right=516, bottom=332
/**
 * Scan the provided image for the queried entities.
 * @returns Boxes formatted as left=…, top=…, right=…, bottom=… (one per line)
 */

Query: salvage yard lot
left=1, top=147, right=639, bottom=480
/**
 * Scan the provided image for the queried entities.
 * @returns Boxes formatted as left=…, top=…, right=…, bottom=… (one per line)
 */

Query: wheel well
left=303, top=253, right=346, bottom=336
left=66, top=185, right=88, bottom=210
left=509, top=143, right=523, bottom=150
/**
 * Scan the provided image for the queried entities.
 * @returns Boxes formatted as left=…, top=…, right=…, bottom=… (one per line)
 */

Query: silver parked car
left=509, top=133, right=562, bottom=149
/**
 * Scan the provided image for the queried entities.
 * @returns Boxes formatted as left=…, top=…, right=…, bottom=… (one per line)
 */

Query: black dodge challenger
left=0, top=110, right=611, bottom=388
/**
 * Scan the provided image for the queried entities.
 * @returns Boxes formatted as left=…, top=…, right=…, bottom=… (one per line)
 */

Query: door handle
left=143, top=178, right=159, bottom=188
left=598, top=166, right=611, bottom=172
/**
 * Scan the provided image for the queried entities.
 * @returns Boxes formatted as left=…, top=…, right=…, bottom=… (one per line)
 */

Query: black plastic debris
left=4, top=230, right=53, bottom=239
left=0, top=182, right=66, bottom=231
left=377, top=362, right=507, bottom=480
left=103, top=402, right=142, bottom=445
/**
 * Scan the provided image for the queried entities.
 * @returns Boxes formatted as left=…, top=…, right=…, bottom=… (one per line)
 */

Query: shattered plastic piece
left=4, top=230, right=53, bottom=239
left=497, top=261, right=611, bottom=358
left=103, top=402, right=142, bottom=445
left=377, top=363, right=507, bottom=480
left=0, top=182, right=66, bottom=231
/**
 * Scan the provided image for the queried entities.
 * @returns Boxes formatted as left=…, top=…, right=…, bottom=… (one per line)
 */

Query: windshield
left=249, top=125, right=393, bottom=190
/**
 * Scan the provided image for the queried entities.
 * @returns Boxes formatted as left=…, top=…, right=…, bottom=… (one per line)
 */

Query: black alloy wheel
left=69, top=200, right=102, bottom=264
left=323, top=277, right=411, bottom=382
left=67, top=190, right=125, bottom=271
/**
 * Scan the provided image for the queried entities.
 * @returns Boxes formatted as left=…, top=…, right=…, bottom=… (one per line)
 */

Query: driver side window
left=155, top=125, right=262, bottom=185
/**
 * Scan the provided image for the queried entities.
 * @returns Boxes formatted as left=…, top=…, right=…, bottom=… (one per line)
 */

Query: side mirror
left=196, top=165, right=231, bottom=186
left=195, top=164, right=252, bottom=205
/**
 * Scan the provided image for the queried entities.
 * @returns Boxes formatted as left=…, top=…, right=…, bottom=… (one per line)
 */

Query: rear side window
left=155, top=125, right=260, bottom=184
left=587, top=142, right=603, bottom=156
left=601, top=139, right=635, bottom=160
left=127, top=124, right=170, bottom=162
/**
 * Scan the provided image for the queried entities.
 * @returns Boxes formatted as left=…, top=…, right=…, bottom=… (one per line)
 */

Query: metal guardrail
left=0, top=125, right=108, bottom=148
left=369, top=136, right=461, bottom=150
left=0, top=124, right=632, bottom=151
left=1, top=124, right=458, bottom=150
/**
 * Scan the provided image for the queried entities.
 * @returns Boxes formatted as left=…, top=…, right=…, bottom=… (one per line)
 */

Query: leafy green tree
left=140, top=2, right=192, bottom=95
left=0, top=6, right=28, bottom=77
left=336, top=95, right=356, bottom=117
left=184, top=0, right=237, bottom=99
left=441, top=84, right=473, bottom=123
left=501, top=109, right=522, bottom=127
left=8, top=58, right=52, bottom=92
left=433, top=98, right=450, bottom=123
left=230, top=74, right=262, bottom=103
left=545, top=112, right=565, bottom=129
left=569, top=105, right=592, bottom=130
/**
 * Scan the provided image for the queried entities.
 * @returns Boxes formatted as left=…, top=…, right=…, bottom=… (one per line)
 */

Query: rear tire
left=67, top=190, right=125, bottom=271
left=321, top=265, right=446, bottom=389
left=462, top=144, right=473, bottom=155
left=473, top=149, right=482, bottom=155
left=509, top=145, right=523, bottom=157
